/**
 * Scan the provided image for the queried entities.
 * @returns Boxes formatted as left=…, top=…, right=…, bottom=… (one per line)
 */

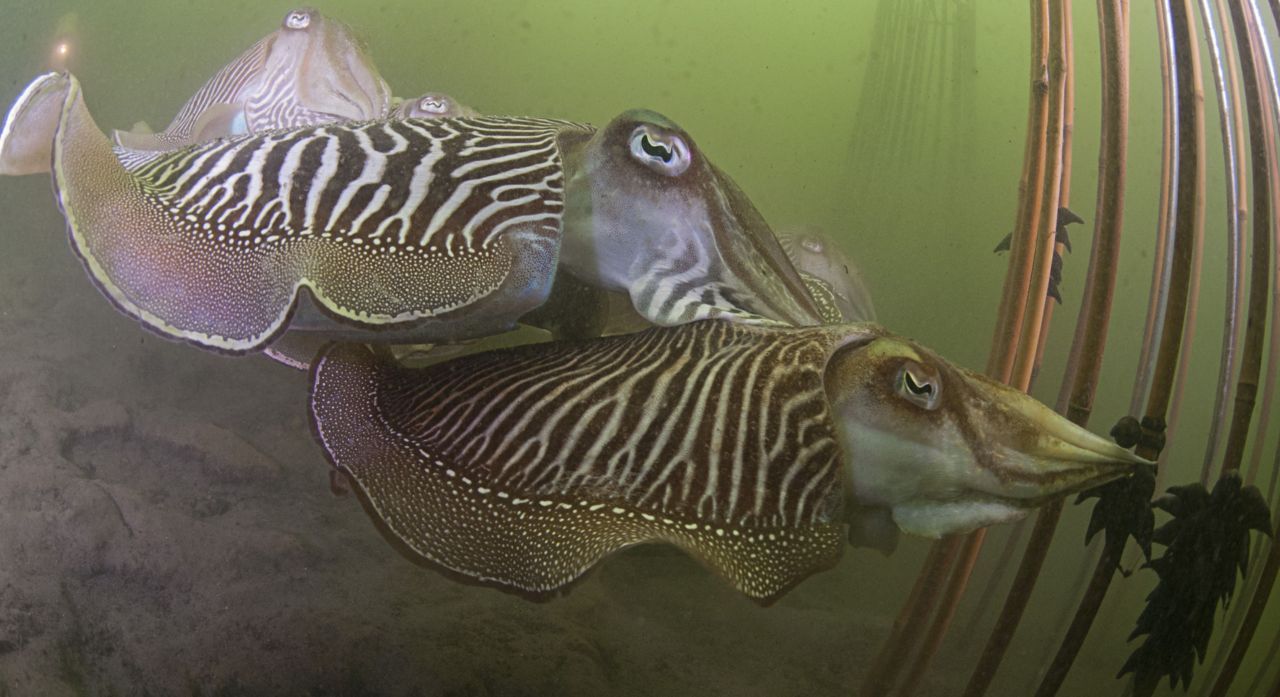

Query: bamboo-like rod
left=861, top=3, right=1055, bottom=693
left=1129, top=0, right=1181, bottom=418
left=988, top=0, right=1053, bottom=384
left=1244, top=0, right=1280, bottom=489
left=887, top=3, right=1072, bottom=690
left=1198, top=0, right=1250, bottom=485
left=1143, top=0, right=1206, bottom=467
left=859, top=539, right=960, bottom=697
left=960, top=4, right=1130, bottom=693
left=1012, top=3, right=1071, bottom=390
left=1199, top=0, right=1280, bottom=692
left=894, top=529, right=986, bottom=696
left=1037, top=0, right=1204, bottom=693
left=1208, top=516, right=1280, bottom=697
left=1245, top=612, right=1280, bottom=695
left=1220, top=0, right=1275, bottom=480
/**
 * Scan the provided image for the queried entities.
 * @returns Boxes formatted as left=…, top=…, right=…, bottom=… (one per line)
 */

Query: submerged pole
left=1036, top=0, right=1204, bottom=692
left=958, top=6, right=1126, bottom=689
left=861, top=2, right=1056, bottom=693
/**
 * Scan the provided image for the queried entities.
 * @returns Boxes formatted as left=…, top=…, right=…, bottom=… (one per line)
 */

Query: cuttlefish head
left=255, top=7, right=392, bottom=126
left=824, top=332, right=1148, bottom=539
left=561, top=109, right=823, bottom=327
left=395, top=92, right=478, bottom=120
left=778, top=224, right=877, bottom=323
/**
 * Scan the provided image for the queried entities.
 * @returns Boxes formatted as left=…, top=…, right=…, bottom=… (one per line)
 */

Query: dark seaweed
left=1077, top=460, right=1156, bottom=562
left=1118, top=472, right=1272, bottom=690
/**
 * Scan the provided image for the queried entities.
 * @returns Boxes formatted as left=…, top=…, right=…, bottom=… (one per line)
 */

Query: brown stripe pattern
left=309, top=320, right=851, bottom=601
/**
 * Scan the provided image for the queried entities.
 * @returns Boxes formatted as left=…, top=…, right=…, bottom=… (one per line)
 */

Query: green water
left=0, top=0, right=1278, bottom=695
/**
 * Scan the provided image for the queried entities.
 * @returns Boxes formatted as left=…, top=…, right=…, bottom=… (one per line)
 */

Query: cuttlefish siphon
left=0, top=72, right=820, bottom=353
left=308, top=319, right=1147, bottom=603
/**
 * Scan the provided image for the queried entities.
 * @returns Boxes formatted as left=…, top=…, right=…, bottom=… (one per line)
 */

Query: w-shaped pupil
left=905, top=372, right=933, bottom=396
left=640, top=134, right=673, bottom=162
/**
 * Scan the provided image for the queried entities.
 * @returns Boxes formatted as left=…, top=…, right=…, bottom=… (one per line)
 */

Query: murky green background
left=0, top=1, right=1277, bottom=695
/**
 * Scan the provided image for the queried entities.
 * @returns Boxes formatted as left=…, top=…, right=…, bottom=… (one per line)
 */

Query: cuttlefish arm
left=114, top=7, right=392, bottom=152
left=308, top=320, right=1146, bottom=601
left=561, top=110, right=825, bottom=328
left=42, top=71, right=591, bottom=352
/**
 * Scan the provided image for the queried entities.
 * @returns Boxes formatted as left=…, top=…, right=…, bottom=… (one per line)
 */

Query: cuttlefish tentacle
left=309, top=320, right=1147, bottom=601
left=114, top=7, right=392, bottom=152
left=560, top=110, right=826, bottom=329
left=47, top=71, right=591, bottom=352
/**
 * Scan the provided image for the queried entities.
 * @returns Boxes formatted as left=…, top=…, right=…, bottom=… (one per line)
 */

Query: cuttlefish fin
left=309, top=335, right=846, bottom=603
left=111, top=126, right=170, bottom=150
left=799, top=272, right=846, bottom=324
left=0, top=72, right=66, bottom=175
left=191, top=103, right=247, bottom=142
left=48, top=72, right=302, bottom=351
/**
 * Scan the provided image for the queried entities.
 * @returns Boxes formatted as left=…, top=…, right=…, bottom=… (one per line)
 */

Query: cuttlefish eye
left=801, top=238, right=825, bottom=254
left=284, top=10, right=312, bottom=30
left=628, top=126, right=691, bottom=176
left=417, top=96, right=449, bottom=114
left=895, top=360, right=942, bottom=410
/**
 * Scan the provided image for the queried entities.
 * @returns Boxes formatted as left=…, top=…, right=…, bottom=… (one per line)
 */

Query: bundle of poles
left=857, top=0, right=1280, bottom=695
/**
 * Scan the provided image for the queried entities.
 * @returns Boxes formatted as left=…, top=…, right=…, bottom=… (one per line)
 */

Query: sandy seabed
left=0, top=178, right=935, bottom=697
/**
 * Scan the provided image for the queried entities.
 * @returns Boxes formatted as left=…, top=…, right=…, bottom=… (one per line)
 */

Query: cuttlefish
left=395, top=92, right=478, bottom=120
left=0, top=7, right=392, bottom=176
left=309, top=319, right=1147, bottom=603
left=115, top=7, right=392, bottom=151
left=779, top=224, right=877, bottom=323
left=0, top=71, right=820, bottom=354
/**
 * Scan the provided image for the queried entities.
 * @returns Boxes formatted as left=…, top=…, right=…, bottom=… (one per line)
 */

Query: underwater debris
left=1119, top=473, right=1272, bottom=691
left=993, top=207, right=1083, bottom=304
left=991, top=206, right=1083, bottom=253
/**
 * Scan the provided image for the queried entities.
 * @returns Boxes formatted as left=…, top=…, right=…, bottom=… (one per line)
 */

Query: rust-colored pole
left=1197, top=0, right=1249, bottom=486
left=961, top=1, right=1130, bottom=694
left=1036, top=0, right=1205, bottom=693
left=861, top=3, right=1055, bottom=693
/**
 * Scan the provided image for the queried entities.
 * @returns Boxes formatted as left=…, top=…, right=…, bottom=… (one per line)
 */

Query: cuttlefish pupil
left=896, top=361, right=941, bottom=410
left=628, top=127, right=690, bottom=175
left=418, top=97, right=448, bottom=114
left=285, top=10, right=312, bottom=30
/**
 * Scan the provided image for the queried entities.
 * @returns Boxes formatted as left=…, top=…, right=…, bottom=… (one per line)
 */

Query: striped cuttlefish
left=309, top=320, right=1148, bottom=603
left=0, top=70, right=822, bottom=356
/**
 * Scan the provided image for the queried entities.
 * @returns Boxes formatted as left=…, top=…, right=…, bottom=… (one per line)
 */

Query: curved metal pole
left=1201, top=0, right=1280, bottom=692
left=1197, top=0, right=1249, bottom=485
left=1036, top=0, right=1205, bottom=692
left=1128, top=0, right=1182, bottom=419
left=954, top=1, right=1109, bottom=692
left=861, top=4, right=1054, bottom=693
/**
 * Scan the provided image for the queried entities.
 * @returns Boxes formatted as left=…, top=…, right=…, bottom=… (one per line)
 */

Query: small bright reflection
left=57, top=42, right=69, bottom=56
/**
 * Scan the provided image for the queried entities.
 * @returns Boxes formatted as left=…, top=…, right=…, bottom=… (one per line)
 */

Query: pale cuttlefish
left=0, top=7, right=393, bottom=176
left=116, top=7, right=393, bottom=151
left=0, top=71, right=821, bottom=355
left=779, top=224, right=877, bottom=323
left=309, top=319, right=1148, bottom=603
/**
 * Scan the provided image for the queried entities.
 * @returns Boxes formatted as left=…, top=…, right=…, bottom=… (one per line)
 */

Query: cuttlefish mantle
left=309, top=320, right=1146, bottom=603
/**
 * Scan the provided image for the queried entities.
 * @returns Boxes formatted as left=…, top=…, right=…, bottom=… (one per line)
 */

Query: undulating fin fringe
left=49, top=71, right=592, bottom=352
left=308, top=320, right=855, bottom=602
left=0, top=72, right=65, bottom=176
